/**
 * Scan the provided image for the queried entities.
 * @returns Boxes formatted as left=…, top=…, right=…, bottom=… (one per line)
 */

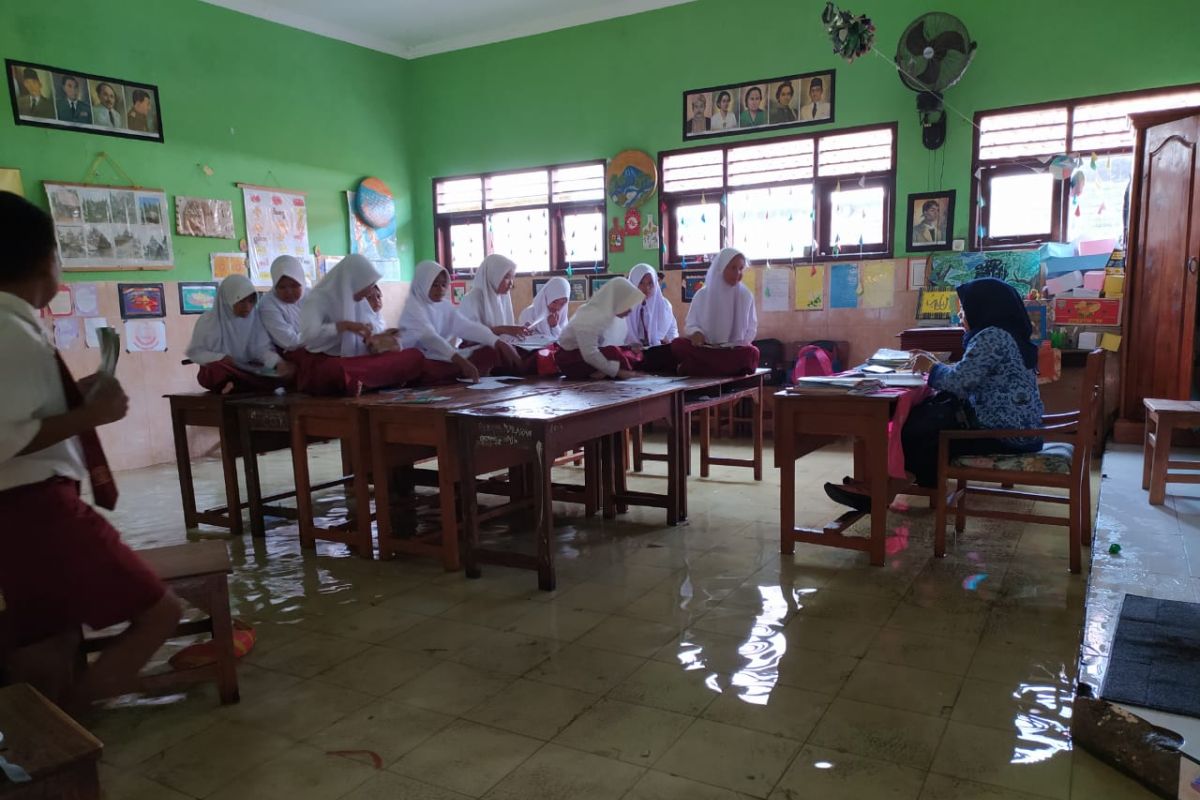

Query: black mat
left=1101, top=594, right=1200, bottom=718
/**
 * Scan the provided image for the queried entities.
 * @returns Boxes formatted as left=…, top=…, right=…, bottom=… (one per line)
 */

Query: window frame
left=432, top=158, right=606, bottom=274
left=658, top=121, right=897, bottom=269
left=970, top=83, right=1200, bottom=250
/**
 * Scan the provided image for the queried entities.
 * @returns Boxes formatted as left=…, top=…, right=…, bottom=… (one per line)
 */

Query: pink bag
left=791, top=344, right=833, bottom=383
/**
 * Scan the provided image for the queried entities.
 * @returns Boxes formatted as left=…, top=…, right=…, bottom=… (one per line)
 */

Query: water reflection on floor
left=91, top=438, right=1155, bottom=800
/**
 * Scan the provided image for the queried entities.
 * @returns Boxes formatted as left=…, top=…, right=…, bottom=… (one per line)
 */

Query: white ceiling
left=202, top=0, right=697, bottom=58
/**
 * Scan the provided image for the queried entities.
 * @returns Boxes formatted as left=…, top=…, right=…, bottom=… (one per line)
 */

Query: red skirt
left=196, top=361, right=287, bottom=394
left=554, top=346, right=639, bottom=380
left=417, top=346, right=499, bottom=385
left=290, top=349, right=424, bottom=396
left=670, top=337, right=759, bottom=377
left=0, top=478, right=166, bottom=648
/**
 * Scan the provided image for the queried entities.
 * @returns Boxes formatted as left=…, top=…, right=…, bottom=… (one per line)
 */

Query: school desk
left=166, top=392, right=253, bottom=536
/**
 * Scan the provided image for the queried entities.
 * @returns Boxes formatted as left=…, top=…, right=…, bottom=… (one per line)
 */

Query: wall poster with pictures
left=683, top=70, right=834, bottom=141
left=7, top=59, right=163, bottom=143
left=178, top=281, right=218, bottom=315
left=44, top=181, right=174, bottom=271
left=117, top=283, right=166, bottom=319
left=906, top=190, right=955, bottom=253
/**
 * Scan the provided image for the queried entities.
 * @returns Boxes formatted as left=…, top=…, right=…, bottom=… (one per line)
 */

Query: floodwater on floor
left=89, top=436, right=1154, bottom=800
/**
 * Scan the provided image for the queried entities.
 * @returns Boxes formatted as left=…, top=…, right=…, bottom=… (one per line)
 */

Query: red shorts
left=670, top=337, right=759, bottom=377
left=197, top=361, right=286, bottom=394
left=0, top=478, right=166, bottom=648
left=554, top=346, right=639, bottom=379
left=289, top=349, right=424, bottom=395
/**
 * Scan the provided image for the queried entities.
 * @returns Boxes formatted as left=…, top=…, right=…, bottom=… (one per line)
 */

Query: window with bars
left=659, top=123, right=896, bottom=266
left=433, top=161, right=605, bottom=272
left=972, top=85, right=1200, bottom=249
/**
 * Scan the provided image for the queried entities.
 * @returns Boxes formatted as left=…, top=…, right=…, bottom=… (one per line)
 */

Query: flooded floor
left=91, top=437, right=1154, bottom=800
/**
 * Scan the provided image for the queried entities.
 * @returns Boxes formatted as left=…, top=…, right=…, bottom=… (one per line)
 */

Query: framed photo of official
left=7, top=59, right=164, bottom=143
left=682, top=70, right=835, bottom=141
left=906, top=190, right=955, bottom=253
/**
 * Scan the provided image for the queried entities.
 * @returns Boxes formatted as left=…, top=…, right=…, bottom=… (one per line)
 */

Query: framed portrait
left=906, top=190, right=956, bottom=253
left=567, top=276, right=589, bottom=302
left=117, top=283, right=166, bottom=319
left=682, top=269, right=707, bottom=303
left=6, top=59, right=163, bottom=143
left=178, top=281, right=218, bottom=315
left=44, top=181, right=174, bottom=271
left=683, top=70, right=835, bottom=141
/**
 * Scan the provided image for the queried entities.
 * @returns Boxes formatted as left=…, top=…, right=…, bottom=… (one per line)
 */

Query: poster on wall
left=929, top=249, right=1041, bottom=297
left=210, top=252, right=248, bottom=281
left=178, top=281, right=218, bottom=314
left=175, top=196, right=235, bottom=239
left=116, top=283, right=165, bottom=319
left=241, top=185, right=309, bottom=280
left=44, top=181, right=173, bottom=271
left=7, top=59, right=164, bottom=143
left=683, top=70, right=834, bottom=142
left=346, top=191, right=400, bottom=281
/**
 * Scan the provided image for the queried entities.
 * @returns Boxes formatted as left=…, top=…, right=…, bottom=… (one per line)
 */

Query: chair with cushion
left=933, top=349, right=1104, bottom=573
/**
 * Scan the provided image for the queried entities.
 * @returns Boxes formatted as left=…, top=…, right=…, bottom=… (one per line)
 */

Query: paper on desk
left=621, top=376, right=685, bottom=387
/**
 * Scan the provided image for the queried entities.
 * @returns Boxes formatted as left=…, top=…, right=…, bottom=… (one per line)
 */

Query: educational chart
left=929, top=250, right=1041, bottom=297
left=45, top=181, right=173, bottom=270
left=761, top=269, right=790, bottom=313
left=242, top=187, right=309, bottom=279
left=346, top=192, right=400, bottom=281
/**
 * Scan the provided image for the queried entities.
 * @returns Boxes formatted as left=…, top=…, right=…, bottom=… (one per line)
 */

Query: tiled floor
left=87, top=436, right=1158, bottom=799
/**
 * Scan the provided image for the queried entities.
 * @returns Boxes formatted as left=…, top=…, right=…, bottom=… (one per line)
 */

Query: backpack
left=791, top=344, right=834, bottom=382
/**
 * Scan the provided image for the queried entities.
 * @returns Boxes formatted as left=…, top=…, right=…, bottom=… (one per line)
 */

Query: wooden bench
left=0, top=684, right=101, bottom=799
left=1143, top=398, right=1200, bottom=504
left=82, top=542, right=238, bottom=705
left=166, top=393, right=248, bottom=536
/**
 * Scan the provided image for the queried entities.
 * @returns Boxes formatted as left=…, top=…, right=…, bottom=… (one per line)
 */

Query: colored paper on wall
left=53, top=317, right=81, bottom=350
left=1100, top=332, right=1122, bottom=352
left=907, top=257, right=927, bottom=289
left=244, top=187, right=309, bottom=279
left=211, top=252, right=248, bottom=281
left=916, top=289, right=957, bottom=320
left=862, top=261, right=894, bottom=309
left=84, top=317, right=109, bottom=348
left=794, top=265, right=824, bottom=311
left=72, top=283, right=99, bottom=316
left=761, top=269, right=790, bottom=313
left=829, top=263, right=859, bottom=309
left=125, top=319, right=168, bottom=352
left=47, top=284, right=73, bottom=316
left=0, top=168, right=22, bottom=197
left=742, top=268, right=756, bottom=294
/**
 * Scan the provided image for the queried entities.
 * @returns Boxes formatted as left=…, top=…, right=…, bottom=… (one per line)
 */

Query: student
left=398, top=260, right=521, bottom=384
left=296, top=254, right=422, bottom=395
left=0, top=191, right=181, bottom=708
left=555, top=277, right=645, bottom=380
left=458, top=254, right=530, bottom=339
left=671, top=247, right=759, bottom=376
left=825, top=278, right=1045, bottom=509
left=518, top=276, right=571, bottom=340
left=257, top=255, right=307, bottom=352
left=186, top=275, right=295, bottom=394
left=625, top=263, right=679, bottom=373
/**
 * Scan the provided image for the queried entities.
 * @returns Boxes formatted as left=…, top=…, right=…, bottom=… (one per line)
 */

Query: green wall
left=407, top=0, right=1200, bottom=272
left=1, top=0, right=412, bottom=282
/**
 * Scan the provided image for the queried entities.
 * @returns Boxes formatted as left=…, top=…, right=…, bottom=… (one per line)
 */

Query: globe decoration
left=606, top=150, right=658, bottom=209
left=355, top=177, right=395, bottom=229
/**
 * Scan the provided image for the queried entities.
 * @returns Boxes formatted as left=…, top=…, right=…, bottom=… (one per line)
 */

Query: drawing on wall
left=44, top=181, right=173, bottom=270
left=124, top=319, right=167, bottom=352
left=116, top=283, right=165, bottom=319
left=929, top=249, right=1041, bottom=297
left=176, top=196, right=235, bottom=238
left=7, top=59, right=163, bottom=143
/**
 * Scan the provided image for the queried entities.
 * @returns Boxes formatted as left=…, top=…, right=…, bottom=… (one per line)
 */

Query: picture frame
left=907, top=257, right=928, bottom=290
left=567, top=276, right=589, bottom=302
left=449, top=280, right=468, bottom=305
left=589, top=274, right=618, bottom=296
left=175, top=196, right=235, bottom=238
left=682, top=269, right=707, bottom=303
left=7, top=59, right=163, bottom=143
left=178, top=281, right=218, bottom=315
left=45, top=180, right=174, bottom=271
left=906, top=190, right=956, bottom=254
left=117, top=283, right=166, bottom=319
left=683, top=70, right=834, bottom=142
left=1025, top=302, right=1049, bottom=344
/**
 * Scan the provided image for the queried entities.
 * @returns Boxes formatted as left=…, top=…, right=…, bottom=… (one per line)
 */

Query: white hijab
left=186, top=274, right=269, bottom=365
left=459, top=254, right=516, bottom=327
left=258, top=255, right=306, bottom=328
left=304, top=253, right=381, bottom=356
left=519, top=276, right=571, bottom=339
left=567, top=277, right=644, bottom=344
left=398, top=260, right=455, bottom=347
left=626, top=264, right=674, bottom=345
left=688, top=247, right=753, bottom=345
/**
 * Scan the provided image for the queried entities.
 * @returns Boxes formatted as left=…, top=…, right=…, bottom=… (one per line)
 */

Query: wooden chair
left=933, top=349, right=1104, bottom=574
left=0, top=684, right=101, bottom=799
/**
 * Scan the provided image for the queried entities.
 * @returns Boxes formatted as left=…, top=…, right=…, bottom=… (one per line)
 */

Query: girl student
left=186, top=274, right=295, bottom=394
left=554, top=276, right=645, bottom=380
left=671, top=247, right=759, bottom=376
left=294, top=254, right=423, bottom=395
left=517, top=275, right=571, bottom=341
left=459, top=253, right=542, bottom=372
left=398, top=260, right=522, bottom=384
left=256, top=254, right=307, bottom=352
left=625, top=263, right=679, bottom=373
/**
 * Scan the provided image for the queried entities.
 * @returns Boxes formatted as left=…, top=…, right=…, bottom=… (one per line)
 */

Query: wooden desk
left=775, top=389, right=898, bottom=566
left=452, top=382, right=683, bottom=590
left=364, top=381, right=569, bottom=570
left=0, top=684, right=102, bottom=800
left=166, top=393, right=251, bottom=536
left=1142, top=398, right=1200, bottom=504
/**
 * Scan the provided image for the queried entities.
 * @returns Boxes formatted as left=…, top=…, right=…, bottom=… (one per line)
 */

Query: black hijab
left=956, top=277, right=1039, bottom=370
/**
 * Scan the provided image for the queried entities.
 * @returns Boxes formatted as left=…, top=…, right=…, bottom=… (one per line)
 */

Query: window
left=659, top=124, right=895, bottom=266
left=433, top=161, right=605, bottom=272
left=972, top=85, right=1200, bottom=249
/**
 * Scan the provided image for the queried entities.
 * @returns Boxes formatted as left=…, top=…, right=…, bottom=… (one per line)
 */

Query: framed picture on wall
left=449, top=280, right=468, bottom=305
left=7, top=59, right=163, bottom=143
left=589, top=274, right=618, bottom=296
left=906, top=190, right=955, bottom=253
left=44, top=181, right=174, bottom=271
left=682, top=269, right=707, bottom=303
left=567, top=276, right=589, bottom=302
left=178, top=281, right=218, bottom=315
left=117, top=283, right=166, bottom=319
left=683, top=70, right=834, bottom=142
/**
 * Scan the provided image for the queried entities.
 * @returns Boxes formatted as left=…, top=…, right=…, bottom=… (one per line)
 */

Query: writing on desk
left=477, top=422, right=534, bottom=448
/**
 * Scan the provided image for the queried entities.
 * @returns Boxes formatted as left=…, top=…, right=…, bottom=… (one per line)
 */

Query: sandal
left=823, top=482, right=872, bottom=512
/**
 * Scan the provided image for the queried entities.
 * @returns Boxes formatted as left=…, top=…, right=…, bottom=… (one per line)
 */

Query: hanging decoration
left=606, top=150, right=657, bottom=208
left=641, top=216, right=660, bottom=250
left=607, top=216, right=625, bottom=253
left=624, top=207, right=642, bottom=237
left=821, top=2, right=876, bottom=63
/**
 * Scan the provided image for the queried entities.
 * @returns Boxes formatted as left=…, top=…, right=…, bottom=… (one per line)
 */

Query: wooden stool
left=1142, top=398, right=1200, bottom=505
left=0, top=683, right=101, bottom=799
left=82, top=542, right=239, bottom=705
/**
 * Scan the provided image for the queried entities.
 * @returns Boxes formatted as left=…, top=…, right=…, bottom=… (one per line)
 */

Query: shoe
left=823, top=482, right=872, bottom=512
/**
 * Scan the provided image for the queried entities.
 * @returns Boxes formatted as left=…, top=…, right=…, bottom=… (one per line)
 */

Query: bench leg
left=209, top=577, right=240, bottom=704
left=631, top=424, right=644, bottom=472
left=218, top=421, right=243, bottom=537
left=1149, top=422, right=1173, bottom=505
left=700, top=407, right=711, bottom=478
left=171, top=409, right=199, bottom=531
left=1142, top=416, right=1155, bottom=491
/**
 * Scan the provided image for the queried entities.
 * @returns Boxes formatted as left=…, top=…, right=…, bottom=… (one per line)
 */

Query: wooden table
left=1142, top=398, right=1200, bottom=504
left=364, top=380, right=571, bottom=570
left=0, top=684, right=102, bottom=799
left=167, top=393, right=251, bottom=536
left=775, top=389, right=899, bottom=566
left=452, top=381, right=684, bottom=590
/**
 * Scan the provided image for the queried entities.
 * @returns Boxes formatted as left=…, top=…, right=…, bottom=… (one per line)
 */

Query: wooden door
left=1122, top=112, right=1200, bottom=420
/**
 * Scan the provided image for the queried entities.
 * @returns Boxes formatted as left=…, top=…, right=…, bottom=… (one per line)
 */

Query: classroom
left=0, top=0, right=1198, bottom=797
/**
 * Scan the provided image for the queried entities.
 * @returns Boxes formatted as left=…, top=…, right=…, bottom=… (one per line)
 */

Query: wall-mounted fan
left=895, top=12, right=976, bottom=150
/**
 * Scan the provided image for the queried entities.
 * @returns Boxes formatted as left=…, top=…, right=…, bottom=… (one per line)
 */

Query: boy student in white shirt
left=0, top=191, right=181, bottom=709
